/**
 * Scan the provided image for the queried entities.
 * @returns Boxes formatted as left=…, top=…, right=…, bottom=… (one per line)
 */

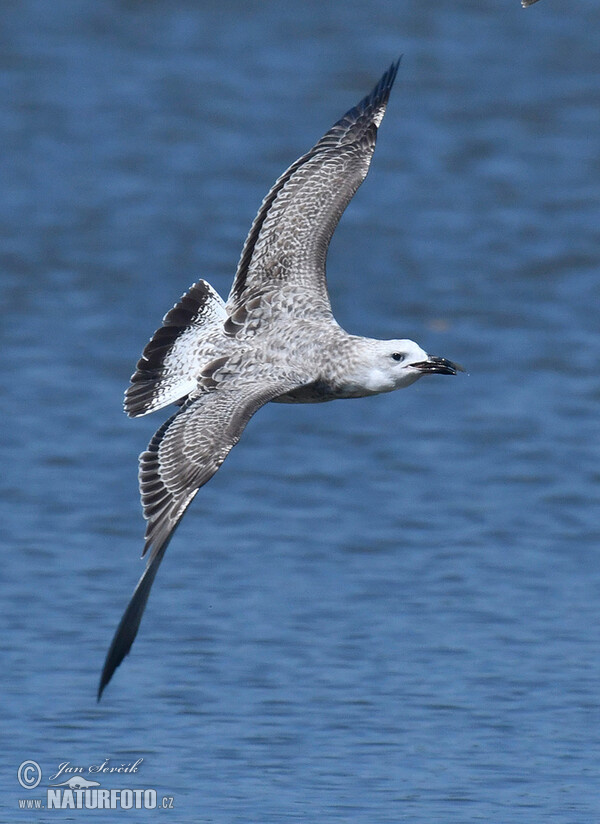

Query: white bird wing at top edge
left=227, top=59, right=401, bottom=318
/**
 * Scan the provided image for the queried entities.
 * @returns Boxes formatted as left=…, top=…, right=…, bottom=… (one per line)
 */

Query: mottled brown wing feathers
left=98, top=378, right=296, bottom=699
left=227, top=60, right=400, bottom=313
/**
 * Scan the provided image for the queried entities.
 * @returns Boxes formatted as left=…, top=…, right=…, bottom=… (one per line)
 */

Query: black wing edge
left=229, top=57, right=402, bottom=306
left=97, top=540, right=169, bottom=701
left=316, top=57, right=401, bottom=151
left=522, top=0, right=541, bottom=6
left=98, top=405, right=202, bottom=700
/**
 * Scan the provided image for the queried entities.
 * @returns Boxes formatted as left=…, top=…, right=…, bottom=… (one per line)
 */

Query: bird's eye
left=391, top=352, right=404, bottom=362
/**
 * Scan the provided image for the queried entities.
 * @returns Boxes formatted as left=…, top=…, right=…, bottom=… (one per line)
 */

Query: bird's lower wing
left=98, top=377, right=296, bottom=699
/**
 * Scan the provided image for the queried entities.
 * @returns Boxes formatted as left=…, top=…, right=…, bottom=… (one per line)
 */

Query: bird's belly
left=272, top=380, right=342, bottom=404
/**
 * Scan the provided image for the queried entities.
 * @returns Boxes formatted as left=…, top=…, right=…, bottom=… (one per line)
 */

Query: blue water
left=2, top=0, right=600, bottom=821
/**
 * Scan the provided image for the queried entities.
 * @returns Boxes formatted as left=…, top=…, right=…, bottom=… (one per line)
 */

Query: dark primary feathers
left=227, top=59, right=400, bottom=315
left=97, top=540, right=167, bottom=701
left=98, top=61, right=401, bottom=700
left=98, top=378, right=299, bottom=699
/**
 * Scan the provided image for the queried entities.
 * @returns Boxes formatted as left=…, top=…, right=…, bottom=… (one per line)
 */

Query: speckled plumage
left=98, top=59, right=461, bottom=699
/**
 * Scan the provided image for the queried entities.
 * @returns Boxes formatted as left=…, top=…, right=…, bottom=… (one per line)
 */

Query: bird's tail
left=125, top=279, right=227, bottom=418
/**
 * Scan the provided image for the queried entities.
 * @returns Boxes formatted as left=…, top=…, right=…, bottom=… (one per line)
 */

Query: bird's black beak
left=411, top=356, right=464, bottom=376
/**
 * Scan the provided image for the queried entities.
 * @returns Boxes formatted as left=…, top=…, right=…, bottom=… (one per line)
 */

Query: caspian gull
left=98, top=60, right=462, bottom=699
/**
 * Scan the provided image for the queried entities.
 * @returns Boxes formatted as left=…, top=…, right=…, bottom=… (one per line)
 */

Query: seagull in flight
left=98, top=60, right=462, bottom=700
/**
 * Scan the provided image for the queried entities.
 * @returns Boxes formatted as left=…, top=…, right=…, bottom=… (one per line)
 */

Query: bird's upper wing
left=227, top=60, right=400, bottom=318
left=98, top=374, right=297, bottom=699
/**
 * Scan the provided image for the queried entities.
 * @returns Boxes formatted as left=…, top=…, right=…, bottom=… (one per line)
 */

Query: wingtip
left=97, top=544, right=168, bottom=701
left=377, top=57, right=402, bottom=98
left=97, top=641, right=120, bottom=702
left=390, top=55, right=402, bottom=80
left=97, top=674, right=108, bottom=702
left=97, top=626, right=129, bottom=702
left=365, top=58, right=402, bottom=129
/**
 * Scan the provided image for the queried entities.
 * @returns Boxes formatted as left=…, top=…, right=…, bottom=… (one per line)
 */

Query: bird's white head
left=355, top=338, right=462, bottom=396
